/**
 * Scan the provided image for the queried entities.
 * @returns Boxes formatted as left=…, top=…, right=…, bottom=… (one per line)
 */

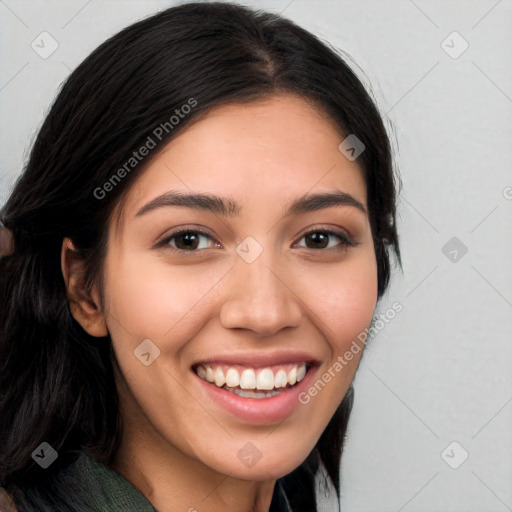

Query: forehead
left=114, top=93, right=367, bottom=230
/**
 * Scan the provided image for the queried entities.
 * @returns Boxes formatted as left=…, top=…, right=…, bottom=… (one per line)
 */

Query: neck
left=112, top=445, right=276, bottom=512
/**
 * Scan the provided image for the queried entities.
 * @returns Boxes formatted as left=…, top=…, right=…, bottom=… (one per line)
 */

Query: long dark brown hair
left=0, top=2, right=400, bottom=510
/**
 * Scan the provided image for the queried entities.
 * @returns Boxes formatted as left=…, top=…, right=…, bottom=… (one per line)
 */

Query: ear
left=61, top=237, right=108, bottom=337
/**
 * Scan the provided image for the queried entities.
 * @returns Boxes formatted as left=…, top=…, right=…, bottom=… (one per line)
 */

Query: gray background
left=1, top=1, right=511, bottom=510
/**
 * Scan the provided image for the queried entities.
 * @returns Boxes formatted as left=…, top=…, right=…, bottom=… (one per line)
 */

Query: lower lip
left=193, top=366, right=318, bottom=424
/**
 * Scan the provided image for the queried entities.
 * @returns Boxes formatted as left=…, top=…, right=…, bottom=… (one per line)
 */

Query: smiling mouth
left=192, top=362, right=311, bottom=399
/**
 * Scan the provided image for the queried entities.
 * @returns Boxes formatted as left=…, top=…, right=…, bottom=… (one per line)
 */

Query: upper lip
left=192, top=350, right=321, bottom=368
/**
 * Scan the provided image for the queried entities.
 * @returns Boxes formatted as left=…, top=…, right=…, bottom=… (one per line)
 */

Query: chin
left=205, top=444, right=315, bottom=482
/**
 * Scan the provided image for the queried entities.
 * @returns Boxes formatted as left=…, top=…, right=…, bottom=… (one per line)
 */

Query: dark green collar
left=66, top=451, right=157, bottom=512
left=66, top=451, right=292, bottom=512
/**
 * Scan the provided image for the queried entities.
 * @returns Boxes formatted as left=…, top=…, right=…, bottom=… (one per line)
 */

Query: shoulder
left=0, top=488, right=18, bottom=512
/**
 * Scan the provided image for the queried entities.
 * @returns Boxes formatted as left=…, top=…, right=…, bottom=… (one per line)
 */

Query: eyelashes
left=157, top=226, right=358, bottom=254
left=160, top=228, right=220, bottom=252
left=294, top=229, right=358, bottom=250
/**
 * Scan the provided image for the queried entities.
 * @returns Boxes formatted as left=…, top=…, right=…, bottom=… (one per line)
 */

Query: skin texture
left=0, top=488, right=17, bottom=512
left=62, top=93, right=378, bottom=512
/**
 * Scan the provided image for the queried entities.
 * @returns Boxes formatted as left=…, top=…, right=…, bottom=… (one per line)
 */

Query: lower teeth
left=224, top=386, right=283, bottom=398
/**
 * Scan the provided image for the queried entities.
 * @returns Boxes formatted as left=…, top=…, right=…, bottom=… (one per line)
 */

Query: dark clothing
left=1, top=450, right=293, bottom=511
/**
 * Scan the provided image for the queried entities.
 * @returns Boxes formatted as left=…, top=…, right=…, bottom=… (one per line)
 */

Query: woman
left=0, top=2, right=400, bottom=511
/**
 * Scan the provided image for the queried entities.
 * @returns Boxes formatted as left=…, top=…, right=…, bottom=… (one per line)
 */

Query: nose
left=219, top=248, right=302, bottom=336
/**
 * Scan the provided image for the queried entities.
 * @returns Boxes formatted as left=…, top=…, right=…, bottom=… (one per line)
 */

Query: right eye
left=160, top=229, right=221, bottom=252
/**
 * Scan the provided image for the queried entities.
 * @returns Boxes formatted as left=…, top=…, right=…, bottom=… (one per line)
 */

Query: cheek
left=294, top=252, right=377, bottom=424
left=104, top=254, right=223, bottom=340
left=306, top=252, right=378, bottom=349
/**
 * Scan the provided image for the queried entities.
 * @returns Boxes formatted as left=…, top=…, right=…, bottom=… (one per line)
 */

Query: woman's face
left=99, top=93, right=377, bottom=480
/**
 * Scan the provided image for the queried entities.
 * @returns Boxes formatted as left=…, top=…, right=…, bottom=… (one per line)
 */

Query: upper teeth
left=195, top=362, right=307, bottom=391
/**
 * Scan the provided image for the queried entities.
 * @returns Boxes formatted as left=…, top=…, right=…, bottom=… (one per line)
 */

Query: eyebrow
left=135, top=190, right=367, bottom=218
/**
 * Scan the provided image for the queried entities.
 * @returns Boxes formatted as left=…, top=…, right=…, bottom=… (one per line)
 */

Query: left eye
left=294, top=229, right=354, bottom=250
